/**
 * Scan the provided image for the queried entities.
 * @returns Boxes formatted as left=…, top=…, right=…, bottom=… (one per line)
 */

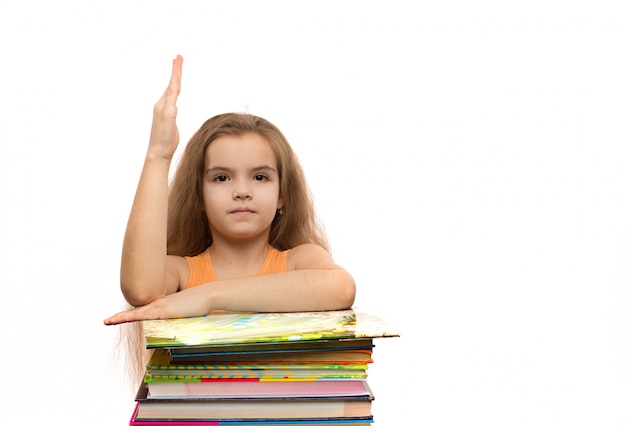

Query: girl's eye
left=213, top=174, right=228, bottom=182
left=254, top=174, right=268, bottom=181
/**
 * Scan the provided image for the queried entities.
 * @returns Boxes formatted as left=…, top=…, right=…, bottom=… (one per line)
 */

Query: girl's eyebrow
left=205, top=165, right=278, bottom=173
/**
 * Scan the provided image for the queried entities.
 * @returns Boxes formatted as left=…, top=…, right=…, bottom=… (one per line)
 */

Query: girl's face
left=202, top=133, right=283, bottom=244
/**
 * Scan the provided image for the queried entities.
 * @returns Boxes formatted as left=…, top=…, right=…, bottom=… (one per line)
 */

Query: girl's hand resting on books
left=104, top=285, right=210, bottom=325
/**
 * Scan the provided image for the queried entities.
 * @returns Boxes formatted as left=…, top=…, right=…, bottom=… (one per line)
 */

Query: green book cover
left=142, top=308, right=399, bottom=349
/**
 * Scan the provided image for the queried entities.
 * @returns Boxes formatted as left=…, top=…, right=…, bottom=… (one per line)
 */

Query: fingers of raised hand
left=153, top=55, right=183, bottom=116
left=168, top=55, right=183, bottom=96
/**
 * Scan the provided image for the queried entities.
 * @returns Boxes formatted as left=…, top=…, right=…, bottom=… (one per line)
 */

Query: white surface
left=1, top=1, right=625, bottom=425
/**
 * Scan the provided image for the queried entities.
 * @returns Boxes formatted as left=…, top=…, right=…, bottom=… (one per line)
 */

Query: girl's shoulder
left=286, top=243, right=335, bottom=270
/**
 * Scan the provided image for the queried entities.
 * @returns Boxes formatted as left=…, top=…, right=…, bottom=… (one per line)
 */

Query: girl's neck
left=208, top=238, right=271, bottom=280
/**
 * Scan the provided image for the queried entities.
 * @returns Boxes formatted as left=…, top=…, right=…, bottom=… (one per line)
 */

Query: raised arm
left=120, top=55, right=184, bottom=306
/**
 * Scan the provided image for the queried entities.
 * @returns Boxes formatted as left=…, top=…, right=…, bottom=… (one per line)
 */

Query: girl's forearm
left=205, top=268, right=356, bottom=313
left=104, top=268, right=356, bottom=325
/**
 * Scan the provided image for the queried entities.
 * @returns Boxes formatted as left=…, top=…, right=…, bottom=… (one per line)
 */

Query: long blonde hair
left=120, top=112, right=330, bottom=390
left=167, top=112, right=329, bottom=255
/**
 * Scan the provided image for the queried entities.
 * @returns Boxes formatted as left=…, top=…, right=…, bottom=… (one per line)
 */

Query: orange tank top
left=185, top=247, right=289, bottom=288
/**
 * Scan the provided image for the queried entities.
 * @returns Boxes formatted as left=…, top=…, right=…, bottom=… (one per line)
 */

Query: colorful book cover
left=143, top=308, right=399, bottom=349
left=148, top=348, right=369, bottom=369
left=145, top=368, right=368, bottom=382
left=129, top=401, right=373, bottom=425
left=144, top=379, right=372, bottom=399
left=131, top=421, right=372, bottom=426
left=149, top=348, right=372, bottom=369
left=168, top=338, right=375, bottom=357
left=132, top=398, right=373, bottom=420
left=168, top=350, right=373, bottom=365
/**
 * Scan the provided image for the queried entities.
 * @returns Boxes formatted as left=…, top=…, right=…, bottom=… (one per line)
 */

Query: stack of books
left=128, top=308, right=400, bottom=425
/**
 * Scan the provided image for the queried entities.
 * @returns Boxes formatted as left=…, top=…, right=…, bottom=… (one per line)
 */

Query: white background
left=1, top=1, right=625, bottom=425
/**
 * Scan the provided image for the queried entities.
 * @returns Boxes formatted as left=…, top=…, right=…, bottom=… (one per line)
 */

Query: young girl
left=104, top=54, right=355, bottom=326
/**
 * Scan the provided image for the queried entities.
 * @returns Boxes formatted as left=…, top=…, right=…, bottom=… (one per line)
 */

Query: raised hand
left=148, top=55, right=183, bottom=160
left=118, top=55, right=185, bottom=308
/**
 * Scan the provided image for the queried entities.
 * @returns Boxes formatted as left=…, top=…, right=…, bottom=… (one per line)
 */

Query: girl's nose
left=233, top=181, right=252, bottom=200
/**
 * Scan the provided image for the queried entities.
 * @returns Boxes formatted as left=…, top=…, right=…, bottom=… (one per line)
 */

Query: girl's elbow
left=336, top=274, right=356, bottom=309
left=121, top=282, right=162, bottom=307
left=121, top=290, right=150, bottom=308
